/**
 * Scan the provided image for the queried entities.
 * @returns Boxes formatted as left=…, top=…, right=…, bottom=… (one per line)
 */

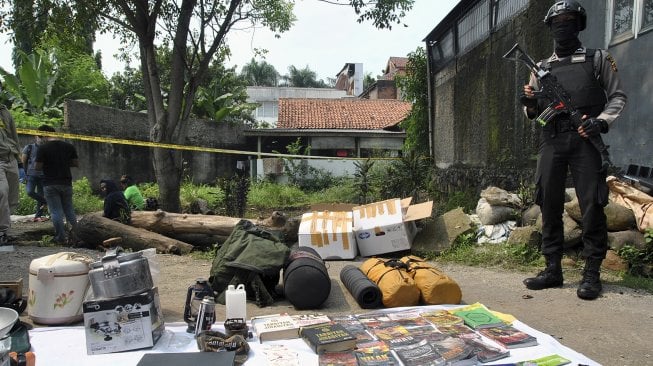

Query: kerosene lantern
left=183, top=278, right=214, bottom=333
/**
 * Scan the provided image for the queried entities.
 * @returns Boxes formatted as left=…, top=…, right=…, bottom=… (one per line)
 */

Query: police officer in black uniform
left=521, top=1, right=627, bottom=300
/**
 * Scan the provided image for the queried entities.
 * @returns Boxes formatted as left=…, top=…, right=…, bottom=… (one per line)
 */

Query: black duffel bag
left=282, top=246, right=331, bottom=309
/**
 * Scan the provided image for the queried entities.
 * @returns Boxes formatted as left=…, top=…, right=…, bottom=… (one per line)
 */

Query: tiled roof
left=277, top=98, right=412, bottom=130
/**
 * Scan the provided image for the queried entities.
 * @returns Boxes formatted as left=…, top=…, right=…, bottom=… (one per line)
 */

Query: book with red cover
left=478, top=324, right=539, bottom=349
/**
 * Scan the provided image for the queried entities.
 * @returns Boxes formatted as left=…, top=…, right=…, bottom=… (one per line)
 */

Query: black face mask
left=550, top=19, right=581, bottom=57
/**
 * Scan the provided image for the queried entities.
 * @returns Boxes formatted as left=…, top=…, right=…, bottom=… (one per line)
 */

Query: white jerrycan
left=225, top=284, right=247, bottom=321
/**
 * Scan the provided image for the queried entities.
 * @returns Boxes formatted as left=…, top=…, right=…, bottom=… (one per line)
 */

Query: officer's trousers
left=535, top=130, right=608, bottom=261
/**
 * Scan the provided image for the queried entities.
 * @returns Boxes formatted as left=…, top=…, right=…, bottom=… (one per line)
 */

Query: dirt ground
left=2, top=219, right=652, bottom=365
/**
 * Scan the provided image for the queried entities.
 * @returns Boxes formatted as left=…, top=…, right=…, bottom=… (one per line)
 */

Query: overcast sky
left=1, top=1, right=458, bottom=82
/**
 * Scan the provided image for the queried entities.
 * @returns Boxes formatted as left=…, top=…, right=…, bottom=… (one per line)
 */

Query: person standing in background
left=120, top=174, right=145, bottom=211
left=22, top=133, right=48, bottom=222
left=35, top=124, right=79, bottom=245
left=0, top=98, right=20, bottom=246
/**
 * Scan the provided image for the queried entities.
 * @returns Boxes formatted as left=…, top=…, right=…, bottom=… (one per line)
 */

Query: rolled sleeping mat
left=339, top=265, right=383, bottom=309
left=282, top=246, right=331, bottom=309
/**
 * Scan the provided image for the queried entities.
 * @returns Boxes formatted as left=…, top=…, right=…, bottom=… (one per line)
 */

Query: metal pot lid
left=89, top=247, right=144, bottom=269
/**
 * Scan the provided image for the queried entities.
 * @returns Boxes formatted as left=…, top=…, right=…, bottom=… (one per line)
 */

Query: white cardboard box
left=352, top=198, right=433, bottom=257
left=298, top=210, right=357, bottom=259
left=83, top=287, right=165, bottom=355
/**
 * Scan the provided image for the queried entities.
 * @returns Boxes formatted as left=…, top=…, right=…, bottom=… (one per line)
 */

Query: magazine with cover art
left=393, top=338, right=445, bottom=366
left=330, top=315, right=375, bottom=343
left=318, top=351, right=358, bottom=366
left=355, top=340, right=399, bottom=366
left=435, top=323, right=477, bottom=338
left=463, top=337, right=510, bottom=363
left=426, top=333, right=477, bottom=365
left=370, top=324, right=411, bottom=341
left=478, top=324, right=539, bottom=349
left=420, top=310, right=464, bottom=327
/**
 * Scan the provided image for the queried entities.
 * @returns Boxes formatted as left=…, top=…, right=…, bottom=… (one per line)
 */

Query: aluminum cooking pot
left=89, top=247, right=153, bottom=299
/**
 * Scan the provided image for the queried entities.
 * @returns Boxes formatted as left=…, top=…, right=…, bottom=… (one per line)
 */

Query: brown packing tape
left=303, top=211, right=353, bottom=249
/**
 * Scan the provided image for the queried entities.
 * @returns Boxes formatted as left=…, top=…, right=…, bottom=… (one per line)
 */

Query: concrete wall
left=580, top=1, right=653, bottom=171
left=18, top=100, right=249, bottom=189
left=427, top=1, right=550, bottom=193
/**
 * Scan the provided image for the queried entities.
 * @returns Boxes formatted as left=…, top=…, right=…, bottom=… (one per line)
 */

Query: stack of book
left=249, top=305, right=566, bottom=366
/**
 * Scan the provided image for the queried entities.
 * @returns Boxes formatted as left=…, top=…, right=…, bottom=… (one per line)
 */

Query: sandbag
left=283, top=246, right=331, bottom=309
left=339, top=265, right=382, bottom=309
left=359, top=258, right=420, bottom=308
left=400, top=255, right=462, bottom=305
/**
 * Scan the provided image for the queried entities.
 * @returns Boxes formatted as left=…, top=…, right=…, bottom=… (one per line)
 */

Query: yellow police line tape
left=18, top=128, right=398, bottom=161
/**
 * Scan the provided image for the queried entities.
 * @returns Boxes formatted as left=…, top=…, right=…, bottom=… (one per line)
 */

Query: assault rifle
left=502, top=43, right=611, bottom=173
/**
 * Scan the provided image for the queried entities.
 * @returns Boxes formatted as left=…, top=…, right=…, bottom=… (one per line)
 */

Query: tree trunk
left=76, top=212, right=194, bottom=255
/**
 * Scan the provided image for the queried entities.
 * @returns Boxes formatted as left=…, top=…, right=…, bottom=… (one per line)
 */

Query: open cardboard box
left=298, top=198, right=432, bottom=259
left=352, top=198, right=433, bottom=257
left=298, top=210, right=357, bottom=259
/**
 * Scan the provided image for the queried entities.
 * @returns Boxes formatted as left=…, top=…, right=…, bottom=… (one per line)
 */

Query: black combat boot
left=523, top=255, right=563, bottom=290
left=577, top=258, right=603, bottom=300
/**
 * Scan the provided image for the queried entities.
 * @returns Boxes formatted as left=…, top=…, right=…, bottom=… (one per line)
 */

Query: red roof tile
left=277, top=98, right=412, bottom=130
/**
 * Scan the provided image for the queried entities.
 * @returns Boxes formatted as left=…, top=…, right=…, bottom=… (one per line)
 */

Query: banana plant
left=193, top=88, right=258, bottom=123
left=0, top=49, right=71, bottom=116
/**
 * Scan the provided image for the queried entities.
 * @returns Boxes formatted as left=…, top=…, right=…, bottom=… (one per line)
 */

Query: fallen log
left=75, top=212, right=194, bottom=255
left=130, top=210, right=300, bottom=243
left=130, top=210, right=241, bottom=236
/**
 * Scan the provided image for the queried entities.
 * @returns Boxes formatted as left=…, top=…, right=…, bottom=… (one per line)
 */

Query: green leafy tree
left=281, top=65, right=328, bottom=88
left=363, top=72, right=376, bottom=91
left=0, top=0, right=414, bottom=212
left=395, top=47, right=429, bottom=156
left=240, top=58, right=279, bottom=86
left=39, top=29, right=110, bottom=105
left=3, top=0, right=97, bottom=67
left=108, top=66, right=147, bottom=111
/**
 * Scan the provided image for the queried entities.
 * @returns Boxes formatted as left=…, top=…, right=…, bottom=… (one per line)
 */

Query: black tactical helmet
left=543, top=1, right=587, bottom=31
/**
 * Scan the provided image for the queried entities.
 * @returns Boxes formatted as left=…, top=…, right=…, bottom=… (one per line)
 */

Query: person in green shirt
left=119, top=175, right=145, bottom=211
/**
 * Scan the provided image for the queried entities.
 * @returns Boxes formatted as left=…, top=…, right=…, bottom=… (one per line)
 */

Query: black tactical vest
left=540, top=49, right=608, bottom=118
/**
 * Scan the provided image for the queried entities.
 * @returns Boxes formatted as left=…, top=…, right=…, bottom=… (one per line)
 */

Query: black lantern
left=183, top=278, right=213, bottom=333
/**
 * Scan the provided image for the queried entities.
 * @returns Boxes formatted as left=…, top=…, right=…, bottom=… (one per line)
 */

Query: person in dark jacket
left=100, top=179, right=131, bottom=224
left=520, top=1, right=627, bottom=300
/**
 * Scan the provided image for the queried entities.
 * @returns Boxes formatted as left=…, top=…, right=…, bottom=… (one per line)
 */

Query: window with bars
left=428, top=0, right=529, bottom=71
left=458, top=0, right=489, bottom=52
left=609, top=0, right=653, bottom=44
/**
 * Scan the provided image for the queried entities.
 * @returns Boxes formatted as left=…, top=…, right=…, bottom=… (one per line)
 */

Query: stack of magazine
left=312, top=304, right=570, bottom=366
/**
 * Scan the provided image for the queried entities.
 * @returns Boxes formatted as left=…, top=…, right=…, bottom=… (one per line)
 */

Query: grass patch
left=618, top=273, right=653, bottom=292
left=15, top=177, right=103, bottom=216
left=247, top=181, right=309, bottom=209
left=436, top=233, right=653, bottom=293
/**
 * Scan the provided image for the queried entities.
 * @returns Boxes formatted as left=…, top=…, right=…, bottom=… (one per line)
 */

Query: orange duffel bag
left=359, top=257, right=420, bottom=308
left=400, top=255, right=462, bottom=305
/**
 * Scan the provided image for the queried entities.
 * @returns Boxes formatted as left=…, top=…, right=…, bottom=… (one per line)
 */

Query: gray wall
left=580, top=1, right=653, bottom=171
left=19, top=100, right=249, bottom=190
left=428, top=2, right=551, bottom=192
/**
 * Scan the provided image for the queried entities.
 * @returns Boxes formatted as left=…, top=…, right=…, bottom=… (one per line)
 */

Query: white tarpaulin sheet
left=27, top=305, right=600, bottom=365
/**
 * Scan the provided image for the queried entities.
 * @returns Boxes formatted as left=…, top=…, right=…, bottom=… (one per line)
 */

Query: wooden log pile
left=74, top=210, right=299, bottom=255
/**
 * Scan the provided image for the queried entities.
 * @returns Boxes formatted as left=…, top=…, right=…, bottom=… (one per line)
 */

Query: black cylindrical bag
left=340, top=265, right=383, bottom=309
left=282, top=246, right=331, bottom=309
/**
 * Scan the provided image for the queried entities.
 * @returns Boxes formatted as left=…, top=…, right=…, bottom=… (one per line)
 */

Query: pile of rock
left=474, top=185, right=648, bottom=271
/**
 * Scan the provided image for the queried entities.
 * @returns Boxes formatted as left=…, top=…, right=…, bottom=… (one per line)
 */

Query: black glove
left=519, top=94, right=538, bottom=109
left=581, top=118, right=609, bottom=136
